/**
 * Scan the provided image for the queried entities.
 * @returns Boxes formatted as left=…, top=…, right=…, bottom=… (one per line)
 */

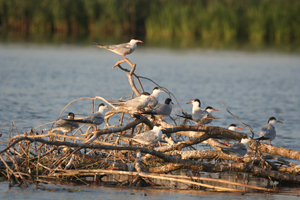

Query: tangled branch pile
left=1, top=59, right=300, bottom=193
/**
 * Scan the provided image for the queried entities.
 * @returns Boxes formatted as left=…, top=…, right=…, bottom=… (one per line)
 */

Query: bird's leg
left=124, top=55, right=127, bottom=60
left=224, top=142, right=230, bottom=146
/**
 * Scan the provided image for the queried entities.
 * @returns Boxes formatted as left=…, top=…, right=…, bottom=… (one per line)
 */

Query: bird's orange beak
left=237, top=127, right=244, bottom=130
left=277, top=120, right=283, bottom=124
left=186, top=102, right=192, bottom=104
left=212, top=109, right=219, bottom=111
left=137, top=40, right=143, bottom=43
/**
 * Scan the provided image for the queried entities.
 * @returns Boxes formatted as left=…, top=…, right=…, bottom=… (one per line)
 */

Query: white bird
left=142, top=98, right=173, bottom=121
left=112, top=92, right=152, bottom=113
left=148, top=87, right=165, bottom=108
left=255, top=117, right=283, bottom=145
left=220, top=138, right=251, bottom=162
left=66, top=103, right=110, bottom=130
left=187, top=99, right=207, bottom=122
left=131, top=126, right=165, bottom=146
left=199, top=106, right=219, bottom=124
left=182, top=99, right=217, bottom=125
left=55, top=112, right=79, bottom=136
left=213, top=124, right=244, bottom=145
left=94, top=39, right=143, bottom=59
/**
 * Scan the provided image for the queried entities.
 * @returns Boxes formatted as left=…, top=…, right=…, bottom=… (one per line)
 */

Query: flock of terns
left=55, top=39, right=283, bottom=161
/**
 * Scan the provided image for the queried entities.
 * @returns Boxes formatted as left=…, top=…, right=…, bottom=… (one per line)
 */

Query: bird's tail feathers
left=176, top=114, right=192, bottom=120
left=64, top=119, right=88, bottom=124
left=142, top=111, right=155, bottom=115
left=255, top=136, right=268, bottom=141
left=93, top=42, right=105, bottom=47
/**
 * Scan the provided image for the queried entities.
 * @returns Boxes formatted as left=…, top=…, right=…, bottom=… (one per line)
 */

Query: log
left=249, top=140, right=300, bottom=161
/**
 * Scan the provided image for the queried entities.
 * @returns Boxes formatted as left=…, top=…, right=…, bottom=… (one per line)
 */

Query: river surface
left=0, top=43, right=300, bottom=199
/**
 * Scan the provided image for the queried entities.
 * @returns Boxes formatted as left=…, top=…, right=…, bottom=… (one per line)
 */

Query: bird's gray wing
left=259, top=124, right=275, bottom=138
left=193, top=109, right=207, bottom=122
left=94, top=42, right=132, bottom=55
left=65, top=113, right=103, bottom=125
left=152, top=104, right=165, bottom=114
left=133, top=130, right=159, bottom=144
left=161, top=104, right=172, bottom=116
left=148, top=98, right=158, bottom=108
left=142, top=103, right=163, bottom=115
left=113, top=97, right=142, bottom=109
left=83, top=113, right=104, bottom=125
left=107, top=43, right=132, bottom=54
left=55, top=119, right=79, bottom=128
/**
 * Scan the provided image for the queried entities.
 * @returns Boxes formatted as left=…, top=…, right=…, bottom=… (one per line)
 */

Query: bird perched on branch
left=177, top=99, right=217, bottom=125
left=94, top=39, right=143, bottom=59
left=200, top=106, right=219, bottom=124
left=123, top=126, right=165, bottom=147
left=142, top=98, right=173, bottom=121
left=220, top=138, right=251, bottom=162
left=255, top=117, right=283, bottom=145
left=65, top=103, right=110, bottom=130
left=55, top=112, right=79, bottom=136
left=112, top=92, right=152, bottom=114
left=148, top=87, right=165, bottom=108
left=212, top=124, right=244, bottom=145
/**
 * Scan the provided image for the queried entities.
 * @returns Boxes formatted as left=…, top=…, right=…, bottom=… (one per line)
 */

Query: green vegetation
left=0, top=0, right=299, bottom=47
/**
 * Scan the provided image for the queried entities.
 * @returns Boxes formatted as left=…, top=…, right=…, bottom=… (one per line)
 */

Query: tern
left=130, top=126, right=165, bottom=147
left=94, top=39, right=143, bottom=59
left=255, top=117, right=283, bottom=145
left=213, top=124, right=244, bottom=145
left=148, top=87, right=165, bottom=108
left=199, top=106, right=219, bottom=124
left=55, top=112, right=79, bottom=135
left=186, top=99, right=209, bottom=124
left=112, top=92, right=152, bottom=113
left=220, top=138, right=251, bottom=162
left=142, top=98, right=173, bottom=121
left=178, top=99, right=217, bottom=125
left=66, top=103, right=110, bottom=130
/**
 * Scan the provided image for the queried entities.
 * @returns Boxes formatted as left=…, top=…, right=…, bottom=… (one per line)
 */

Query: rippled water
left=0, top=44, right=300, bottom=199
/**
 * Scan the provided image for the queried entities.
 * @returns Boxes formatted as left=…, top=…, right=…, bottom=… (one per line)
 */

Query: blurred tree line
left=0, top=0, right=299, bottom=44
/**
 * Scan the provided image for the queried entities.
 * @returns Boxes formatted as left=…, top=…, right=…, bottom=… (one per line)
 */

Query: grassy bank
left=0, top=0, right=299, bottom=45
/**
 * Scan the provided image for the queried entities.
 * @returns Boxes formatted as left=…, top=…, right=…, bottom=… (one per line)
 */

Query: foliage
left=0, top=0, right=299, bottom=44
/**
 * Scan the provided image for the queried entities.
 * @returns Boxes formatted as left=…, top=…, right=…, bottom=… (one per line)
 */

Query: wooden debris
left=0, top=58, right=299, bottom=194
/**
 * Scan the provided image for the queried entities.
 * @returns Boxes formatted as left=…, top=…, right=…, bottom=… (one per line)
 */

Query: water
left=1, top=182, right=300, bottom=200
left=0, top=43, right=300, bottom=199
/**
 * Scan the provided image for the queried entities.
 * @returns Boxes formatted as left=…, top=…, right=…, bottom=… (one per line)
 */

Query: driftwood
left=1, top=58, right=299, bottom=194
